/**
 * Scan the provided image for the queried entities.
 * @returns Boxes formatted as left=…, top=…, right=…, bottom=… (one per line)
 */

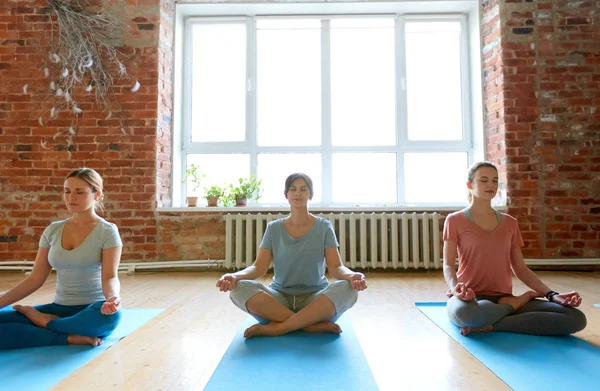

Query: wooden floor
left=1, top=270, right=599, bottom=390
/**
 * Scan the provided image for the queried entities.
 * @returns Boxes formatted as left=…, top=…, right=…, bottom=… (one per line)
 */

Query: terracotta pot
left=207, top=196, right=219, bottom=207
left=186, top=196, right=199, bottom=207
left=235, top=195, right=248, bottom=206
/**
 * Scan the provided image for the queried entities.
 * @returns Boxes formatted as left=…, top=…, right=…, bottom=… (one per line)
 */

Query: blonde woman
left=0, top=168, right=122, bottom=349
left=443, top=162, right=586, bottom=336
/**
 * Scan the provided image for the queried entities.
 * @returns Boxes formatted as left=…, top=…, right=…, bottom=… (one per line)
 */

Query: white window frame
left=172, top=1, right=484, bottom=208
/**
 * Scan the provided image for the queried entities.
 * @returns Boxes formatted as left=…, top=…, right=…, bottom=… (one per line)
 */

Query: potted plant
left=204, top=184, right=224, bottom=207
left=182, top=164, right=205, bottom=207
left=228, top=176, right=262, bottom=206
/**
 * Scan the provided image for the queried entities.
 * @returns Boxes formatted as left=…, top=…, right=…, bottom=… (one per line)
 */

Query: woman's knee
left=48, top=301, right=122, bottom=338
left=232, top=279, right=261, bottom=291
left=230, top=280, right=261, bottom=299
left=326, top=280, right=358, bottom=315
left=566, top=308, right=587, bottom=334
left=90, top=301, right=121, bottom=332
left=229, top=280, right=264, bottom=310
left=447, top=297, right=479, bottom=327
left=332, top=279, right=357, bottom=297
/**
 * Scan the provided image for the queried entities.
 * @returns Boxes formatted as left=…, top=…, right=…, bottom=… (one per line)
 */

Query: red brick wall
left=1, top=0, right=598, bottom=263
left=0, top=0, right=161, bottom=261
left=157, top=211, right=225, bottom=261
left=481, top=0, right=509, bottom=205
left=484, top=0, right=600, bottom=258
left=156, top=0, right=174, bottom=208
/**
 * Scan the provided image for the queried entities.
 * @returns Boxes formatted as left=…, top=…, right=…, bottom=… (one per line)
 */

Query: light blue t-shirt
left=39, top=219, right=122, bottom=306
left=260, top=216, right=339, bottom=295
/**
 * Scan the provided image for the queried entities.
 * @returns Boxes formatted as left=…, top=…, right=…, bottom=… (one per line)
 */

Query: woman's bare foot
left=498, top=291, right=542, bottom=311
left=13, top=305, right=58, bottom=328
left=68, top=334, right=103, bottom=347
left=244, top=322, right=286, bottom=338
left=460, top=325, right=493, bottom=336
left=303, top=321, right=342, bottom=334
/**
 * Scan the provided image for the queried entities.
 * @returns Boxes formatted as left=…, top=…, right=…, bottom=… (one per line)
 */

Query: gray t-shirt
left=260, top=216, right=339, bottom=295
left=39, top=219, right=123, bottom=305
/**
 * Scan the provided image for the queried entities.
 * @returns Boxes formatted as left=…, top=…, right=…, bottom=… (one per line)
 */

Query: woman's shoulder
left=498, top=212, right=518, bottom=224
left=314, top=215, right=333, bottom=227
left=96, top=218, right=120, bottom=234
left=266, top=218, right=285, bottom=229
left=314, top=217, right=335, bottom=236
left=44, top=219, right=68, bottom=233
left=445, top=210, right=468, bottom=222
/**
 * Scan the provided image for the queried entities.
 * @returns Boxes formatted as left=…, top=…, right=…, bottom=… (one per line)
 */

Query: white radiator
left=224, top=212, right=441, bottom=270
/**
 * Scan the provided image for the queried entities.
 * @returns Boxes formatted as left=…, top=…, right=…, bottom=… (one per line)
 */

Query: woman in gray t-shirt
left=0, top=168, right=123, bottom=349
left=217, top=173, right=368, bottom=338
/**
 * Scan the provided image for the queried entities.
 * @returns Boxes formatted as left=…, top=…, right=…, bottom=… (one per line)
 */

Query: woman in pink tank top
left=442, top=162, right=586, bottom=336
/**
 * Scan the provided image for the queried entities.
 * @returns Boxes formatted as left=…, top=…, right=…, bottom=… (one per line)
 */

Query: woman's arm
left=101, top=246, right=122, bottom=300
left=234, top=248, right=272, bottom=280
left=216, top=248, right=272, bottom=292
left=0, top=247, right=52, bottom=308
left=443, top=240, right=475, bottom=300
left=100, top=246, right=122, bottom=315
left=325, top=247, right=367, bottom=291
left=442, top=240, right=459, bottom=290
left=325, top=247, right=353, bottom=280
left=511, top=247, right=581, bottom=306
left=510, top=247, right=552, bottom=294
left=509, top=247, right=581, bottom=307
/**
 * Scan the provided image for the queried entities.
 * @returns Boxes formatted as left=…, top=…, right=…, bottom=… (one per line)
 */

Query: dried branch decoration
left=28, top=0, right=140, bottom=156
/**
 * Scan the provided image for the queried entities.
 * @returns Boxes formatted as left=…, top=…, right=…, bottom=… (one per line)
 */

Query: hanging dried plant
left=28, top=0, right=141, bottom=156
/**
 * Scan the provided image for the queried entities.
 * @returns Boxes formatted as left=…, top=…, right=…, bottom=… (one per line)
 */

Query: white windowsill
left=158, top=205, right=508, bottom=213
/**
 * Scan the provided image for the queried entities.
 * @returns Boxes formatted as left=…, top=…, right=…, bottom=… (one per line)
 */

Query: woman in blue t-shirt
left=217, top=173, right=368, bottom=338
left=0, top=168, right=122, bottom=349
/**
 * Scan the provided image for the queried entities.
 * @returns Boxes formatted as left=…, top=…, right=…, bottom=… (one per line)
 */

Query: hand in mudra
left=349, top=273, right=368, bottom=291
left=449, top=283, right=476, bottom=301
left=552, top=291, right=582, bottom=307
left=101, top=296, right=121, bottom=315
left=216, top=274, right=238, bottom=292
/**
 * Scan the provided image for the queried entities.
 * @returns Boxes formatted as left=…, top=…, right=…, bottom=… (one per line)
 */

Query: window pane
left=405, top=21, right=463, bottom=141
left=191, top=23, right=246, bottom=142
left=404, top=152, right=467, bottom=203
left=257, top=19, right=320, bottom=30
left=331, top=18, right=396, bottom=146
left=186, top=154, right=249, bottom=197
left=332, top=153, right=397, bottom=203
left=257, top=154, right=322, bottom=204
left=257, top=20, right=321, bottom=146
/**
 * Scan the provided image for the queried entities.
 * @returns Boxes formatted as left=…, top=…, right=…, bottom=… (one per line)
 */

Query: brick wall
left=156, top=0, right=174, bottom=208
left=0, top=0, right=161, bottom=261
left=0, top=0, right=598, bottom=263
left=482, top=0, right=600, bottom=258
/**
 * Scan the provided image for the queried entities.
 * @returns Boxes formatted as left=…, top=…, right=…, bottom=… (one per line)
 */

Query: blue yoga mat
left=0, top=308, right=163, bottom=391
left=205, top=315, right=379, bottom=391
left=416, top=302, right=600, bottom=391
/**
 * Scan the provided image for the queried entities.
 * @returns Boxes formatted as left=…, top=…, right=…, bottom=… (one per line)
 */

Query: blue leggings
left=0, top=301, right=121, bottom=349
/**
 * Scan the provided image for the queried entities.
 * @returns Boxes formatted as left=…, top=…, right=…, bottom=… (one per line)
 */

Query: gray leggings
left=447, top=296, right=587, bottom=335
left=230, top=280, right=358, bottom=324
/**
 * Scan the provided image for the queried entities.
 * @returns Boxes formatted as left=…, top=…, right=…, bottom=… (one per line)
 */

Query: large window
left=180, top=14, right=474, bottom=206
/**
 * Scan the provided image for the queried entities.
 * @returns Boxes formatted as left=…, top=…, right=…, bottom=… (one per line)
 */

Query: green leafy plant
left=204, top=184, right=224, bottom=199
left=230, top=176, right=262, bottom=200
left=221, top=192, right=235, bottom=207
left=204, top=184, right=225, bottom=206
left=222, top=176, right=262, bottom=206
left=182, top=164, right=205, bottom=195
